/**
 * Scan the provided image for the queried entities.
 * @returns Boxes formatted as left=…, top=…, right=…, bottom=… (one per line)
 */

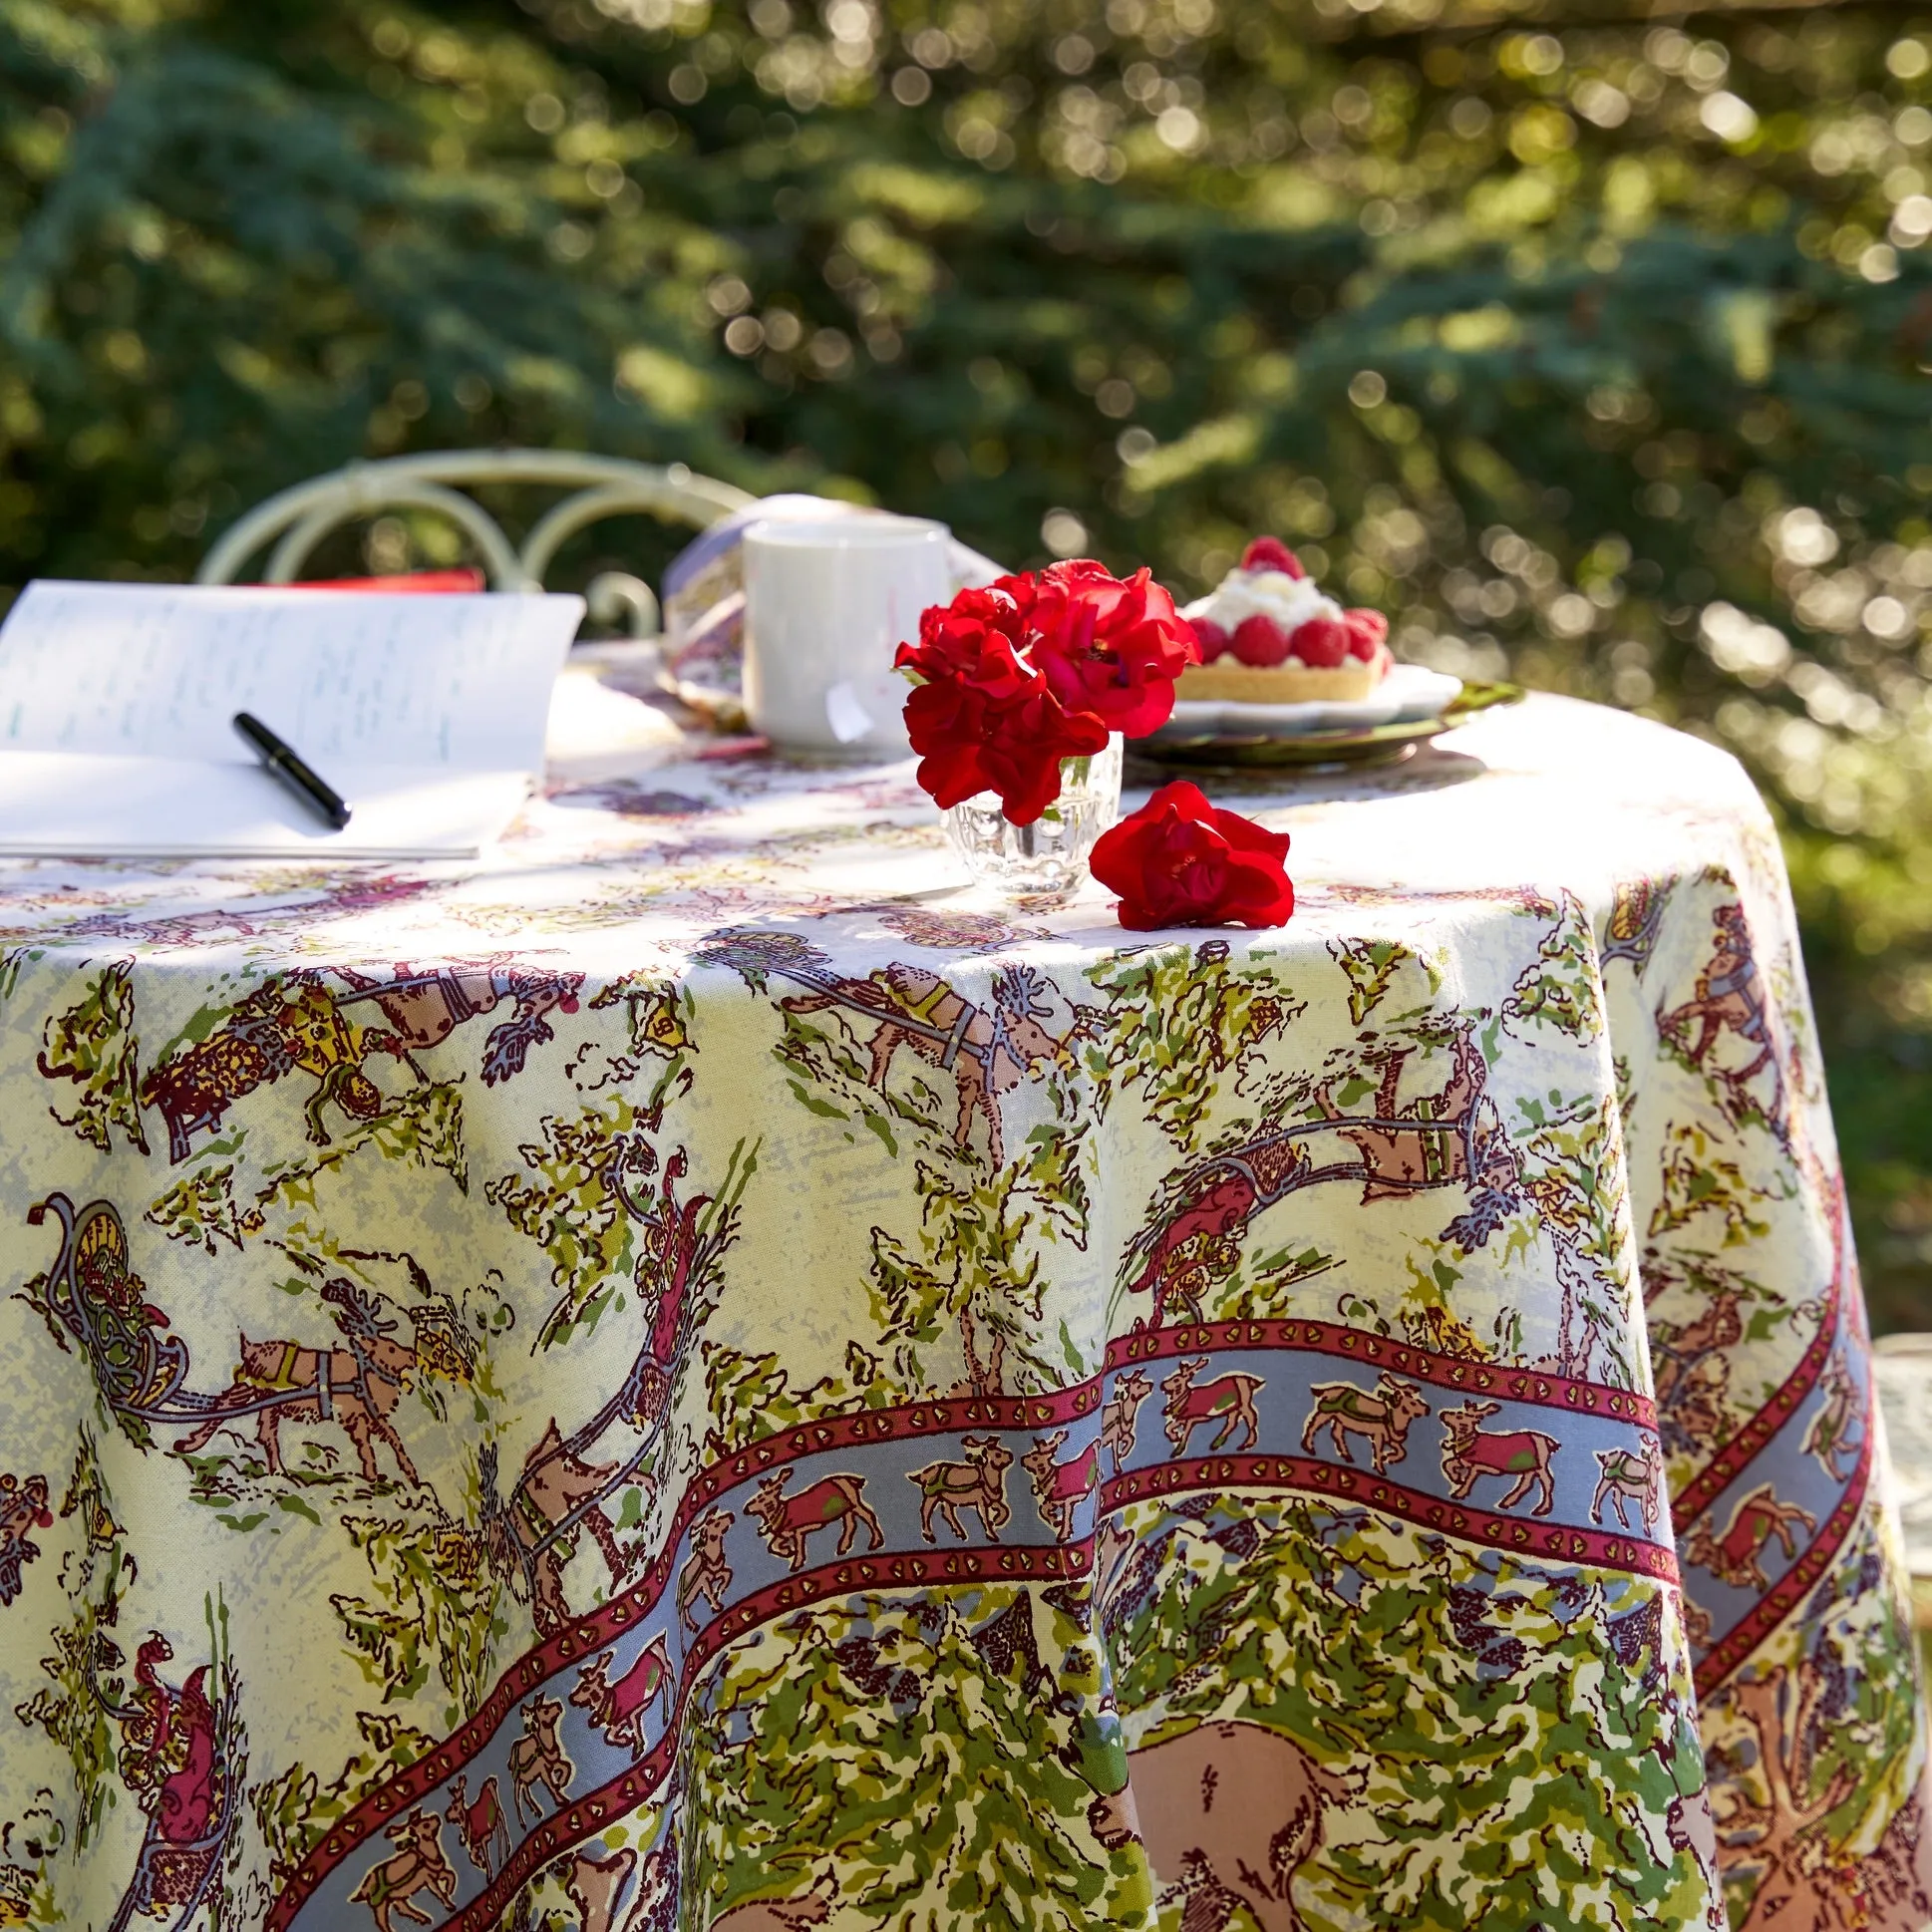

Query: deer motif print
left=1300, top=1377, right=1431, bottom=1474
left=1438, top=1402, right=1559, bottom=1516
left=906, top=1437, right=1013, bottom=1542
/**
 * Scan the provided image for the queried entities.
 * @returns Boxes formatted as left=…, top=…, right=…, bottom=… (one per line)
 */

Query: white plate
left=1153, top=663, right=1463, bottom=740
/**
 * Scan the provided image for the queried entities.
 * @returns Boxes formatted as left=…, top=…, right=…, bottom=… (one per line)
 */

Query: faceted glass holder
left=941, top=734, right=1124, bottom=904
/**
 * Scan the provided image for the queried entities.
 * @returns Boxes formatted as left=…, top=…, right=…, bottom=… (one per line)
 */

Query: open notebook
left=0, top=581, right=584, bottom=858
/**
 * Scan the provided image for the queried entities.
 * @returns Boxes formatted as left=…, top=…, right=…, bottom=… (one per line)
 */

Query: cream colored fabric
left=0, top=695, right=1920, bottom=1932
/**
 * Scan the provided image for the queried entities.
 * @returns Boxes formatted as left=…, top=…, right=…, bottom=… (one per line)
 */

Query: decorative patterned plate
left=1133, top=680, right=1526, bottom=772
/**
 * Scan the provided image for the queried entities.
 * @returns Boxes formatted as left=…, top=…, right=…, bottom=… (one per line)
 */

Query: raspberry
left=1232, top=614, right=1292, bottom=666
left=1290, top=616, right=1348, bottom=668
left=1343, top=609, right=1389, bottom=661
left=1240, top=536, right=1305, bottom=579
left=1190, top=617, right=1231, bottom=662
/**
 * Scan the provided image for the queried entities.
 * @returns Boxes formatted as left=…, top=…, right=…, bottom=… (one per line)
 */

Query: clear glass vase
left=942, top=734, right=1124, bottom=903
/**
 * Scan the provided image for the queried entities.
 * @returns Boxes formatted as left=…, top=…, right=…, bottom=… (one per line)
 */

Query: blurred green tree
left=4, top=0, right=1930, bottom=1321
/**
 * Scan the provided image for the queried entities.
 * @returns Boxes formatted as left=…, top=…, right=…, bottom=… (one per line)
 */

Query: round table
left=0, top=694, right=1922, bottom=1932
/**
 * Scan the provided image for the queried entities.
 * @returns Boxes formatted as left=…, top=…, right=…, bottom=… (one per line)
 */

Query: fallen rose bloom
left=1089, top=781, right=1295, bottom=930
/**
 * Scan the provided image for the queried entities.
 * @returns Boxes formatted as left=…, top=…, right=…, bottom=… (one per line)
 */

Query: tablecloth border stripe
left=1690, top=1427, right=1872, bottom=1698
left=1099, top=1455, right=1682, bottom=1582
left=268, top=1442, right=1681, bottom=1929
left=1105, top=1318, right=1657, bottom=1424
left=407, top=1463, right=1687, bottom=1932
left=278, top=1314, right=1660, bottom=1843
left=262, top=1311, right=1675, bottom=1927
left=1668, top=1183, right=1849, bottom=1532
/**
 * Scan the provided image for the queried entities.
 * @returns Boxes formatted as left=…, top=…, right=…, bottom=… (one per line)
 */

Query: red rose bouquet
left=1089, top=781, right=1295, bottom=930
left=897, top=561, right=1197, bottom=826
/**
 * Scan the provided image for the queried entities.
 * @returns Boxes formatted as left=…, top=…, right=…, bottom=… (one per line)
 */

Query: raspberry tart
left=1179, top=537, right=1392, bottom=705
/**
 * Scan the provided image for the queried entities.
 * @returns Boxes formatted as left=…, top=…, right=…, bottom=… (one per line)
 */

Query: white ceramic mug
left=742, top=515, right=951, bottom=756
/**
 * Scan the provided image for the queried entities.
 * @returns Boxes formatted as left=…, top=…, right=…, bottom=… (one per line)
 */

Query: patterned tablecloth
left=0, top=694, right=1924, bottom=1932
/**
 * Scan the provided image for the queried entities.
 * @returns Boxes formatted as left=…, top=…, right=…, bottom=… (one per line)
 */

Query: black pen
left=232, top=712, right=353, bottom=830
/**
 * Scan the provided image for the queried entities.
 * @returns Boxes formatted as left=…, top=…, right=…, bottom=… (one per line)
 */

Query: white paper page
left=0, top=581, right=584, bottom=774
left=0, top=754, right=530, bottom=859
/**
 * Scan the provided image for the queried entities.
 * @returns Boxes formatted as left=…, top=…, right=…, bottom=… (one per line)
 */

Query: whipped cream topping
left=1182, top=567, right=1342, bottom=640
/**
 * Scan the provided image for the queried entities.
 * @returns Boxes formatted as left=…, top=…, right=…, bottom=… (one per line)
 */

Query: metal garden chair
left=194, top=449, right=755, bottom=643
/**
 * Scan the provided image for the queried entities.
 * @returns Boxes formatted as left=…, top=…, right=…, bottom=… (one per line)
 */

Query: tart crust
left=1177, top=655, right=1386, bottom=705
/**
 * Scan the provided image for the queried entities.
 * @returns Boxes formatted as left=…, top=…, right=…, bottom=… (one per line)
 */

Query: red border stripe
left=1100, top=1453, right=1680, bottom=1582
left=1670, top=1278, right=1843, bottom=1532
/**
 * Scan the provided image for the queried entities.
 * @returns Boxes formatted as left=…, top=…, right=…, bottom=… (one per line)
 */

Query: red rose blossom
left=897, top=573, right=1109, bottom=825
left=1089, top=781, right=1295, bottom=930
left=899, top=561, right=1194, bottom=825
left=1024, top=559, right=1199, bottom=739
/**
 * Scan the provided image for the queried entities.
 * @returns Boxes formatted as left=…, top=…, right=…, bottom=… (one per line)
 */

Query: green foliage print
left=735, top=952, right=1112, bottom=1397
left=1330, top=937, right=1438, bottom=1028
left=1106, top=1496, right=1710, bottom=1932
left=145, top=1066, right=475, bottom=1262
left=869, top=1159, right=1091, bottom=1397
left=1648, top=1120, right=1788, bottom=1249
left=1116, top=1016, right=1519, bottom=1335
left=1503, top=893, right=1604, bottom=1043
left=765, top=958, right=1100, bottom=1199
left=258, top=1078, right=468, bottom=1211
left=147, top=1161, right=245, bottom=1254
left=0, top=946, right=31, bottom=1007
left=0, top=1813, right=54, bottom=1930
left=703, top=1340, right=889, bottom=1459
left=1389, top=1249, right=1490, bottom=1363
left=332, top=1513, right=503, bottom=1713
left=1514, top=1089, right=1640, bottom=1384
left=491, top=1114, right=751, bottom=1355
left=485, top=1095, right=656, bottom=1344
left=1085, top=940, right=1298, bottom=1152
left=37, top=961, right=149, bottom=1154
left=772, top=988, right=983, bottom=1173
left=683, top=1588, right=1149, bottom=1932
left=249, top=1711, right=439, bottom=1893
left=10, top=1430, right=131, bottom=1855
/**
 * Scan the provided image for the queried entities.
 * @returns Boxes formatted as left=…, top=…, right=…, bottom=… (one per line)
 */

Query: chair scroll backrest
left=194, top=451, right=756, bottom=639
